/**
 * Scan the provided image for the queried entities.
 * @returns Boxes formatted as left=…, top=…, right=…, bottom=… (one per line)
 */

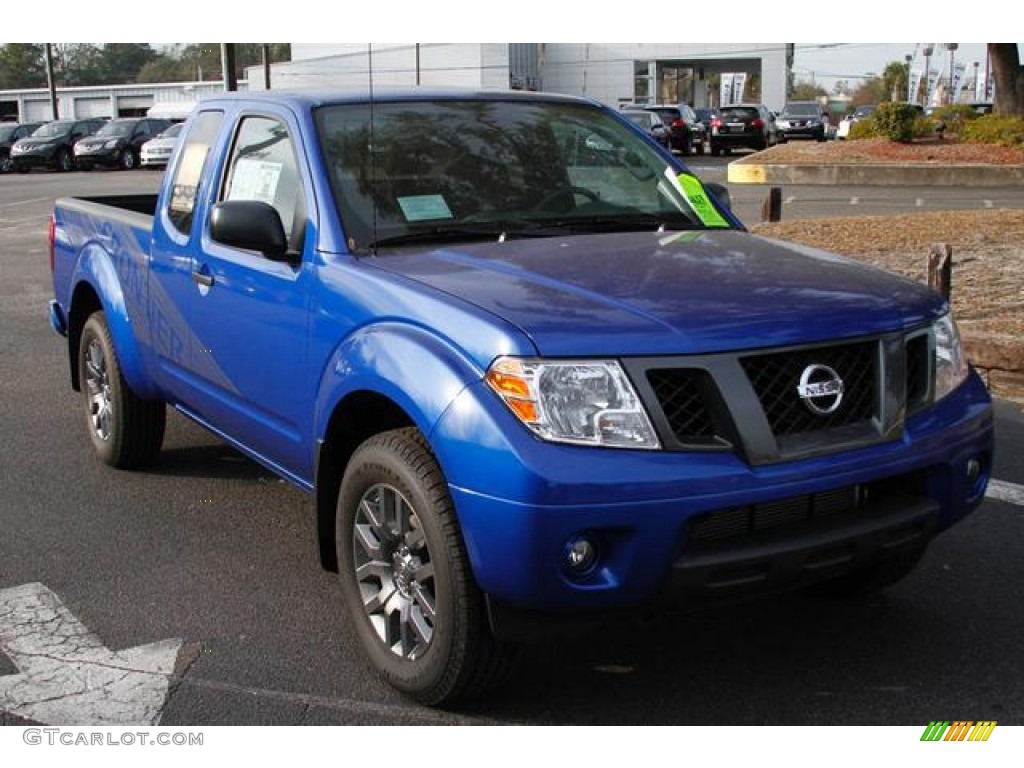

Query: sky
left=791, top=43, right=991, bottom=92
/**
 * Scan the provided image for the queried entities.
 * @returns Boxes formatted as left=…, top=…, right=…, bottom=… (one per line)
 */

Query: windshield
left=159, top=123, right=184, bottom=139
left=315, top=99, right=729, bottom=252
left=623, top=112, right=656, bottom=128
left=33, top=122, right=73, bottom=138
left=96, top=121, right=134, bottom=137
left=783, top=103, right=821, bottom=117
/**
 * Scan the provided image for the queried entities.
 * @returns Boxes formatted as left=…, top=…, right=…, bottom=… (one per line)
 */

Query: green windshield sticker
left=675, top=173, right=730, bottom=228
left=397, top=194, right=453, bottom=222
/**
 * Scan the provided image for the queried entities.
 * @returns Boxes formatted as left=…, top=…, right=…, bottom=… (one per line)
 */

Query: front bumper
left=433, top=371, right=993, bottom=615
left=11, top=150, right=57, bottom=169
left=74, top=147, right=120, bottom=166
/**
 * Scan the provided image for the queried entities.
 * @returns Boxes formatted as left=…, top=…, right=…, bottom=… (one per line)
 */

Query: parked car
left=620, top=108, right=672, bottom=149
left=643, top=104, right=707, bottom=155
left=776, top=101, right=828, bottom=142
left=139, top=122, right=184, bottom=169
left=0, top=121, right=44, bottom=173
left=10, top=118, right=105, bottom=173
left=709, top=103, right=777, bottom=155
left=74, top=117, right=171, bottom=171
left=836, top=105, right=876, bottom=140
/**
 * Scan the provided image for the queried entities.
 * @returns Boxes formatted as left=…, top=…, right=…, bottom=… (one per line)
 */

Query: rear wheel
left=78, top=312, right=165, bottom=468
left=337, top=428, right=518, bottom=705
left=119, top=148, right=136, bottom=170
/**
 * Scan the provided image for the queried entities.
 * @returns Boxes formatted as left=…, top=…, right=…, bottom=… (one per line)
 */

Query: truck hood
left=369, top=229, right=945, bottom=356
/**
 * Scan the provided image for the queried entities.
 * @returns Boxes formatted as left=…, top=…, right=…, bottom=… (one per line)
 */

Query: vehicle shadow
left=147, top=444, right=275, bottom=482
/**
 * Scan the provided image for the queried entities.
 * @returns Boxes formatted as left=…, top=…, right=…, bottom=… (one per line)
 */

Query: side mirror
left=705, top=182, right=732, bottom=211
left=210, top=200, right=290, bottom=261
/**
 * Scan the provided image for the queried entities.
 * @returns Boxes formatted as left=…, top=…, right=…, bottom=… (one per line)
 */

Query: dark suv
left=642, top=104, right=707, bottom=156
left=73, top=118, right=171, bottom=171
left=776, top=101, right=827, bottom=142
left=0, top=122, right=44, bottom=173
left=709, top=104, right=777, bottom=155
left=10, top=119, right=106, bottom=172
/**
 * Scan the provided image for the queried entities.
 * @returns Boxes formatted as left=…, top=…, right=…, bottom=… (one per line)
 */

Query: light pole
left=973, top=61, right=981, bottom=101
left=946, top=43, right=958, bottom=104
left=905, top=54, right=913, bottom=102
left=922, top=45, right=934, bottom=105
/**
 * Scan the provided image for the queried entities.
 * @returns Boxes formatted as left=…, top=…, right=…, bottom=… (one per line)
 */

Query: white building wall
left=249, top=44, right=499, bottom=91
left=541, top=43, right=788, bottom=111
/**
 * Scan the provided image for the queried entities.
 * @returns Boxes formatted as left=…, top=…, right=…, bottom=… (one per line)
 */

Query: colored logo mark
left=920, top=721, right=997, bottom=742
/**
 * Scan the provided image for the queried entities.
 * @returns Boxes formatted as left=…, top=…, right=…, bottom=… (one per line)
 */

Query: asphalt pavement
left=1, top=168, right=1022, bottom=726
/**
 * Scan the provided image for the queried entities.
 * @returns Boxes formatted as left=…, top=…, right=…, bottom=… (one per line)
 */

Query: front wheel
left=78, top=312, right=165, bottom=468
left=56, top=148, right=74, bottom=172
left=0, top=153, right=12, bottom=174
left=119, top=148, right=136, bottom=170
left=336, top=428, right=518, bottom=705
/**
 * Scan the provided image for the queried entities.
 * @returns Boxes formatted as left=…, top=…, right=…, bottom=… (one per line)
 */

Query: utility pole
left=261, top=44, right=271, bottom=90
left=946, top=43, right=958, bottom=104
left=220, top=43, right=238, bottom=92
left=44, top=43, right=58, bottom=120
left=415, top=43, right=421, bottom=85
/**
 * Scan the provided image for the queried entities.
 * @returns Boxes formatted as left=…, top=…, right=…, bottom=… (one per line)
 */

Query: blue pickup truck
left=49, top=89, right=994, bottom=705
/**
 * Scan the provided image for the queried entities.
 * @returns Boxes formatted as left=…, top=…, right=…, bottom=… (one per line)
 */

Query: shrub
left=847, top=119, right=876, bottom=139
left=929, top=104, right=981, bottom=137
left=870, top=102, right=924, bottom=142
left=962, top=114, right=1024, bottom=147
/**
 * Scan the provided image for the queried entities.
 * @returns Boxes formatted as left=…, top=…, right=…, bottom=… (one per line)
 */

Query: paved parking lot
left=1, top=169, right=1023, bottom=726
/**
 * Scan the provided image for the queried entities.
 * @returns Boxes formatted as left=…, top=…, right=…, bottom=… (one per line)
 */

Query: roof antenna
left=368, top=43, right=378, bottom=256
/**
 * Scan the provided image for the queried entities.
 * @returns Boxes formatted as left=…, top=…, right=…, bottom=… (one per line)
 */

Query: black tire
left=805, top=547, right=928, bottom=600
left=0, top=153, right=12, bottom=174
left=336, top=427, right=518, bottom=705
left=78, top=312, right=165, bottom=468
left=56, top=148, right=74, bottom=173
left=680, top=135, right=693, bottom=156
left=119, top=148, right=136, bottom=170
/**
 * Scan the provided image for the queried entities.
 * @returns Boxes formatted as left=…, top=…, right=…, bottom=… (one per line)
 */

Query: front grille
left=647, top=369, right=717, bottom=443
left=688, top=473, right=923, bottom=546
left=740, top=341, right=877, bottom=438
left=905, top=334, right=930, bottom=411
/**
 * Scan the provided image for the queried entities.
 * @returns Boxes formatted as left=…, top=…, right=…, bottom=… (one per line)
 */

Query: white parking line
left=983, top=200, right=994, bottom=209
left=0, top=197, right=50, bottom=209
left=850, top=197, right=859, bottom=205
left=785, top=195, right=796, bottom=204
left=987, top=479, right=1024, bottom=507
left=915, top=198, right=925, bottom=207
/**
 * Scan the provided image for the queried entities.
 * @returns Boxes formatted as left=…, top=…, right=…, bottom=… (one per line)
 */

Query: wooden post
left=761, top=186, right=782, bottom=222
left=928, top=243, right=952, bottom=300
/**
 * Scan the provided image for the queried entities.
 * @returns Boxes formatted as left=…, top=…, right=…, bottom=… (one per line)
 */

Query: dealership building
left=0, top=43, right=791, bottom=122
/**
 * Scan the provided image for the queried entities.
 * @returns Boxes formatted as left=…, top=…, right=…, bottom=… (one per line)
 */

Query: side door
left=185, top=111, right=315, bottom=481
left=147, top=109, right=226, bottom=402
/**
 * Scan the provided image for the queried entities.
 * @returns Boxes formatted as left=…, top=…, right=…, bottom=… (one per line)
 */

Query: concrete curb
left=728, top=159, right=1024, bottom=186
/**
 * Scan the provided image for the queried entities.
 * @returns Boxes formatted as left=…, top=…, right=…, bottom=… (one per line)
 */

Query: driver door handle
left=191, top=271, right=214, bottom=287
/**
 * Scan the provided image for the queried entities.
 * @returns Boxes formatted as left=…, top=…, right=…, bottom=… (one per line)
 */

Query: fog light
left=966, top=458, right=981, bottom=484
left=563, top=536, right=598, bottom=574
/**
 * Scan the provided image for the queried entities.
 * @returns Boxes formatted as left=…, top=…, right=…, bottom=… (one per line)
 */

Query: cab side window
left=222, top=116, right=305, bottom=245
left=167, top=110, right=224, bottom=237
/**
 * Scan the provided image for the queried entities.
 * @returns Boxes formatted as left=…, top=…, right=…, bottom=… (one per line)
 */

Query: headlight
left=104, top=140, right=119, bottom=149
left=933, top=313, right=968, bottom=400
left=485, top=357, right=660, bottom=449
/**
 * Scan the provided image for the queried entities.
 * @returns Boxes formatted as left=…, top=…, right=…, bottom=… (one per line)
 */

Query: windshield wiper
left=366, top=220, right=558, bottom=251
left=536, top=212, right=703, bottom=234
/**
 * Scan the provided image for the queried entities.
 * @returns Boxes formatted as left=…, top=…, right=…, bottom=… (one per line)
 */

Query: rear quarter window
left=167, top=110, right=224, bottom=237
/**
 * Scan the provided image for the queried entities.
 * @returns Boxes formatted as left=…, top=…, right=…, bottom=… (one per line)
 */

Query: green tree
left=137, top=57, right=188, bottom=84
left=881, top=60, right=910, bottom=102
left=789, top=80, right=827, bottom=100
left=0, top=43, right=46, bottom=88
left=97, top=44, right=159, bottom=84
left=850, top=76, right=886, bottom=107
